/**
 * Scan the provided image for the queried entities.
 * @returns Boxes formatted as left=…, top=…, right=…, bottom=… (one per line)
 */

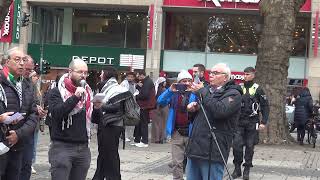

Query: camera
left=175, top=83, right=188, bottom=92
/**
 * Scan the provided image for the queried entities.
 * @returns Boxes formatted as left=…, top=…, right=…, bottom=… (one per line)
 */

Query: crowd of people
left=3, top=46, right=318, bottom=180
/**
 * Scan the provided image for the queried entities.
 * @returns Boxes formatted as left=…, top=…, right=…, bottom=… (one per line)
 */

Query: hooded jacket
left=294, top=88, right=313, bottom=125
left=185, top=80, right=242, bottom=163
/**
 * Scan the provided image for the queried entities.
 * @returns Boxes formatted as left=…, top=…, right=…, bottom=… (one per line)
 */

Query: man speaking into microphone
left=48, top=58, right=94, bottom=180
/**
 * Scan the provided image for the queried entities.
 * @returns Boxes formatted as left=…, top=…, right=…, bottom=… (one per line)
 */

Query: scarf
left=101, top=77, right=128, bottom=103
left=3, top=66, right=23, bottom=107
left=58, top=73, right=93, bottom=139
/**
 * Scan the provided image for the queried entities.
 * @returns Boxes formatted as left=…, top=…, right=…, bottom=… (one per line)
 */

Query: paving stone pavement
left=30, top=129, right=320, bottom=180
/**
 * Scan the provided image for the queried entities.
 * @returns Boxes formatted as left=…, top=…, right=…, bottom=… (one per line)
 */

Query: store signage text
left=200, top=0, right=260, bottom=7
left=231, top=74, right=244, bottom=80
left=2, top=9, right=11, bottom=37
left=14, top=3, right=22, bottom=41
left=72, top=56, right=114, bottom=65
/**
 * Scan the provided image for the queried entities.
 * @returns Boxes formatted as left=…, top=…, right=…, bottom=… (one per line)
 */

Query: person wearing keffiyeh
left=47, top=58, right=94, bottom=180
left=0, top=47, right=38, bottom=180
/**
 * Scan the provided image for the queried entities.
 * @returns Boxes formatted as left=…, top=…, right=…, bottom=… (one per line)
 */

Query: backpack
left=122, top=92, right=141, bottom=126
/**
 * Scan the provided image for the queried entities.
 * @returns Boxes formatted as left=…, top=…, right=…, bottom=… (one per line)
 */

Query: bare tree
left=0, top=0, right=11, bottom=27
left=256, top=0, right=307, bottom=144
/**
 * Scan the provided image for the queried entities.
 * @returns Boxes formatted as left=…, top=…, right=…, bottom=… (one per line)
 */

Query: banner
left=12, top=0, right=22, bottom=43
left=0, top=1, right=14, bottom=42
left=314, top=11, right=319, bottom=57
left=148, top=4, right=154, bottom=49
left=0, top=0, right=22, bottom=43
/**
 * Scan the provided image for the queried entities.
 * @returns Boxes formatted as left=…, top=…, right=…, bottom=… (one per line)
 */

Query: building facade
left=0, top=0, right=319, bottom=99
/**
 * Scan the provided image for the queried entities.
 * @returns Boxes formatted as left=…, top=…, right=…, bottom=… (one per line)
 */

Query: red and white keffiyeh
left=58, top=73, right=93, bottom=139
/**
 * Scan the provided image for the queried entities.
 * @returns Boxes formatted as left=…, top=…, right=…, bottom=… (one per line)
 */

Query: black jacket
left=294, top=89, right=313, bottom=125
left=0, top=73, right=38, bottom=151
left=239, top=81, right=269, bottom=125
left=185, top=81, right=242, bottom=163
left=48, top=87, right=88, bottom=144
left=91, top=92, right=128, bottom=128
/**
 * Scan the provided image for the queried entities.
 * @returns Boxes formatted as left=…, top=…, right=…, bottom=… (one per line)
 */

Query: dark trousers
left=233, top=123, right=258, bottom=167
left=0, top=150, right=23, bottom=180
left=20, top=136, right=34, bottom=180
left=297, top=123, right=306, bottom=142
left=93, top=126, right=123, bottom=180
left=134, top=109, right=150, bottom=144
left=48, top=141, right=91, bottom=180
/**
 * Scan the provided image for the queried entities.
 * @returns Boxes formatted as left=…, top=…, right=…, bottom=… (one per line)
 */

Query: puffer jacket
left=294, top=89, right=313, bottom=125
left=185, top=80, right=242, bottom=163
left=0, top=73, right=37, bottom=151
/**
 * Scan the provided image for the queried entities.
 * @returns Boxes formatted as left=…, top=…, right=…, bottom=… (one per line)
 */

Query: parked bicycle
left=306, top=104, right=320, bottom=148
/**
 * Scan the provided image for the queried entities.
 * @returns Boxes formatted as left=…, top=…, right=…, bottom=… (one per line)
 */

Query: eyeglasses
left=11, top=56, right=28, bottom=64
left=72, top=70, right=88, bottom=77
left=209, top=71, right=226, bottom=76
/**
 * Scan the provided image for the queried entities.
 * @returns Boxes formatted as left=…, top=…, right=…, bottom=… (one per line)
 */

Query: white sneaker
left=135, top=142, right=148, bottom=148
left=31, top=166, right=37, bottom=174
left=130, top=142, right=138, bottom=146
left=125, top=138, right=131, bottom=142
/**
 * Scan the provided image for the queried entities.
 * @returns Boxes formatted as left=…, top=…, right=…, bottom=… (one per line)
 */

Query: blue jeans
left=186, top=158, right=224, bottom=180
left=32, top=130, right=39, bottom=164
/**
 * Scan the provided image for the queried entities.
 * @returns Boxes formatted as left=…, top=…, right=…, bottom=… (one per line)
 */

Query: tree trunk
left=0, top=0, right=12, bottom=28
left=256, top=0, right=306, bottom=144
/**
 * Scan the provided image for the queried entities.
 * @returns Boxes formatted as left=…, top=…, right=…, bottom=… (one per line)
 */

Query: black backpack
left=122, top=92, right=140, bottom=126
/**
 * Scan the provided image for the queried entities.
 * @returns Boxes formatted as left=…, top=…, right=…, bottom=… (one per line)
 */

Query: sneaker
left=135, top=142, right=149, bottom=148
left=31, top=166, right=37, bottom=174
left=130, top=142, right=138, bottom=146
left=125, top=138, right=131, bottom=142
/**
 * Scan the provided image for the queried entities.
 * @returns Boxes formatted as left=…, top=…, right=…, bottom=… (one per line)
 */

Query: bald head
left=69, top=58, right=87, bottom=70
left=68, top=58, right=88, bottom=86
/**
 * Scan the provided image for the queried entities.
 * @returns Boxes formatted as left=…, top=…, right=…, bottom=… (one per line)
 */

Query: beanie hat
left=177, top=70, right=192, bottom=83
left=244, top=67, right=255, bottom=73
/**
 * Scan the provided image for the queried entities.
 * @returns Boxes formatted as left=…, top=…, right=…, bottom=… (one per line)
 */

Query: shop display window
left=164, top=13, right=310, bottom=57
left=73, top=9, right=147, bottom=48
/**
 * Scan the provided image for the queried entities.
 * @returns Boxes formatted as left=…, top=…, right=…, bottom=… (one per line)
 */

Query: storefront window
left=73, top=9, right=147, bottom=48
left=164, top=13, right=310, bottom=57
left=165, top=13, right=208, bottom=51
left=31, top=7, right=64, bottom=44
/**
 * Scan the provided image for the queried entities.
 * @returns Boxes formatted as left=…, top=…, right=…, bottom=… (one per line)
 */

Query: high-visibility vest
left=241, top=83, right=259, bottom=96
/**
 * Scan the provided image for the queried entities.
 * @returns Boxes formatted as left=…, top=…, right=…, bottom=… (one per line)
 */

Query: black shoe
left=231, top=165, right=242, bottom=179
left=299, top=141, right=304, bottom=145
left=243, top=167, right=250, bottom=180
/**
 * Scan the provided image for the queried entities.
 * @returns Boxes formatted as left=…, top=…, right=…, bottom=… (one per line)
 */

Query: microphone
left=80, top=80, right=86, bottom=101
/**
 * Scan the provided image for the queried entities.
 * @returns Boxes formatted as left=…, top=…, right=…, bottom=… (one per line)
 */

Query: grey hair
left=4, top=47, right=23, bottom=59
left=68, top=58, right=86, bottom=70
left=214, top=63, right=231, bottom=80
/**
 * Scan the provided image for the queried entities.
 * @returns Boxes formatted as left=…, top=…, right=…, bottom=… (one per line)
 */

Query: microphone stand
left=197, top=93, right=233, bottom=180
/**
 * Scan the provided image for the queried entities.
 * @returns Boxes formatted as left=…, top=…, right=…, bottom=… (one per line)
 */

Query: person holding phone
left=0, top=47, right=38, bottom=180
left=157, top=70, right=197, bottom=180
left=192, top=64, right=209, bottom=86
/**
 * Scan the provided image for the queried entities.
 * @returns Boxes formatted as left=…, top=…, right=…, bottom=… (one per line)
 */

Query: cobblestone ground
left=31, top=128, right=320, bottom=180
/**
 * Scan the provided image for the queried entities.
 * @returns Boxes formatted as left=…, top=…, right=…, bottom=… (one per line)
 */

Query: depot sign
left=72, top=56, right=114, bottom=65
left=200, top=0, right=259, bottom=7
